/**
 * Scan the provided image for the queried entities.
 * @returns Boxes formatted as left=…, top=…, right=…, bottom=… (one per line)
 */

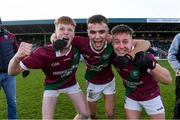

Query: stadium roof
left=2, top=18, right=180, bottom=35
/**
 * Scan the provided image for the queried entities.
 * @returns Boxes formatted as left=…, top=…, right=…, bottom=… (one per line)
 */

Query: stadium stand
left=2, top=18, right=180, bottom=59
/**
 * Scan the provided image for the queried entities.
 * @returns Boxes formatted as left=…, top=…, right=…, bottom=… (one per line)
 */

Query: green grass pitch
left=0, top=60, right=176, bottom=119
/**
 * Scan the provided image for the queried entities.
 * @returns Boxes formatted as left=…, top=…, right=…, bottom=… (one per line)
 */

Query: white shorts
left=87, top=78, right=115, bottom=102
left=124, top=96, right=165, bottom=115
left=43, top=83, right=82, bottom=97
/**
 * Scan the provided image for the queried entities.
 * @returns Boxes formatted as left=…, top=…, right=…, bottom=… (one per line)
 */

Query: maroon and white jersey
left=21, top=45, right=80, bottom=90
left=73, top=36, right=115, bottom=85
left=113, top=53, right=160, bottom=101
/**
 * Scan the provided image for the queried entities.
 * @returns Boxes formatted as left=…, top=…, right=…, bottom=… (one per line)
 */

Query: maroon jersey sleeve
left=146, top=52, right=158, bottom=63
left=72, top=36, right=89, bottom=49
left=22, top=48, right=43, bottom=69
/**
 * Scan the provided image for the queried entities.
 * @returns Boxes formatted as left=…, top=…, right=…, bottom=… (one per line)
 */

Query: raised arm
left=129, top=40, right=151, bottom=58
left=151, top=64, right=172, bottom=84
left=134, top=51, right=172, bottom=84
left=8, top=42, right=32, bottom=76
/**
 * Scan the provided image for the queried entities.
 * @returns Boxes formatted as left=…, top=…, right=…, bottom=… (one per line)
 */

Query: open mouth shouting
left=90, top=40, right=107, bottom=53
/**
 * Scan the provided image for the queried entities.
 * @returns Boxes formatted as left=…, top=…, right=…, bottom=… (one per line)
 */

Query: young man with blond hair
left=8, top=16, right=90, bottom=119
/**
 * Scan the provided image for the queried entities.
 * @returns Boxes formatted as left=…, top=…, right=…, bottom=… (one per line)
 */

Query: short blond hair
left=54, top=16, right=76, bottom=27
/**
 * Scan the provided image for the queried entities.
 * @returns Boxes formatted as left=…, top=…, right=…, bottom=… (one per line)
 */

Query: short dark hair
left=87, top=14, right=109, bottom=25
left=111, top=24, right=134, bottom=36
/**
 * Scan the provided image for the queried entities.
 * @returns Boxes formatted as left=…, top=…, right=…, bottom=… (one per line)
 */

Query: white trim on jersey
left=19, top=61, right=29, bottom=70
left=55, top=45, right=72, bottom=57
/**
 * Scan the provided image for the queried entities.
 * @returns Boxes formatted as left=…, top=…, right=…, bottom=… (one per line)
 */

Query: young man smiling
left=51, top=15, right=151, bottom=119
left=111, top=24, right=172, bottom=119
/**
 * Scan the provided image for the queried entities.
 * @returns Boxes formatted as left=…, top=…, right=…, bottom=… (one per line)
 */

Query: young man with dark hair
left=52, top=14, right=151, bottom=119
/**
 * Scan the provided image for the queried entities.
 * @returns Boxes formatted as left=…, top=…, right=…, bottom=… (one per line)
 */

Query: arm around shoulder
left=130, top=39, right=151, bottom=58
left=133, top=39, right=151, bottom=51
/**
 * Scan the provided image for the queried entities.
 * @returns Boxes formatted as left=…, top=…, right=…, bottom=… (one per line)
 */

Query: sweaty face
left=87, top=23, right=108, bottom=52
left=112, top=33, right=133, bottom=56
left=55, top=24, right=75, bottom=48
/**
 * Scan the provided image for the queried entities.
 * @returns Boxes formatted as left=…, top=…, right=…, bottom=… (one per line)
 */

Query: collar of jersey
left=55, top=45, right=72, bottom=57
